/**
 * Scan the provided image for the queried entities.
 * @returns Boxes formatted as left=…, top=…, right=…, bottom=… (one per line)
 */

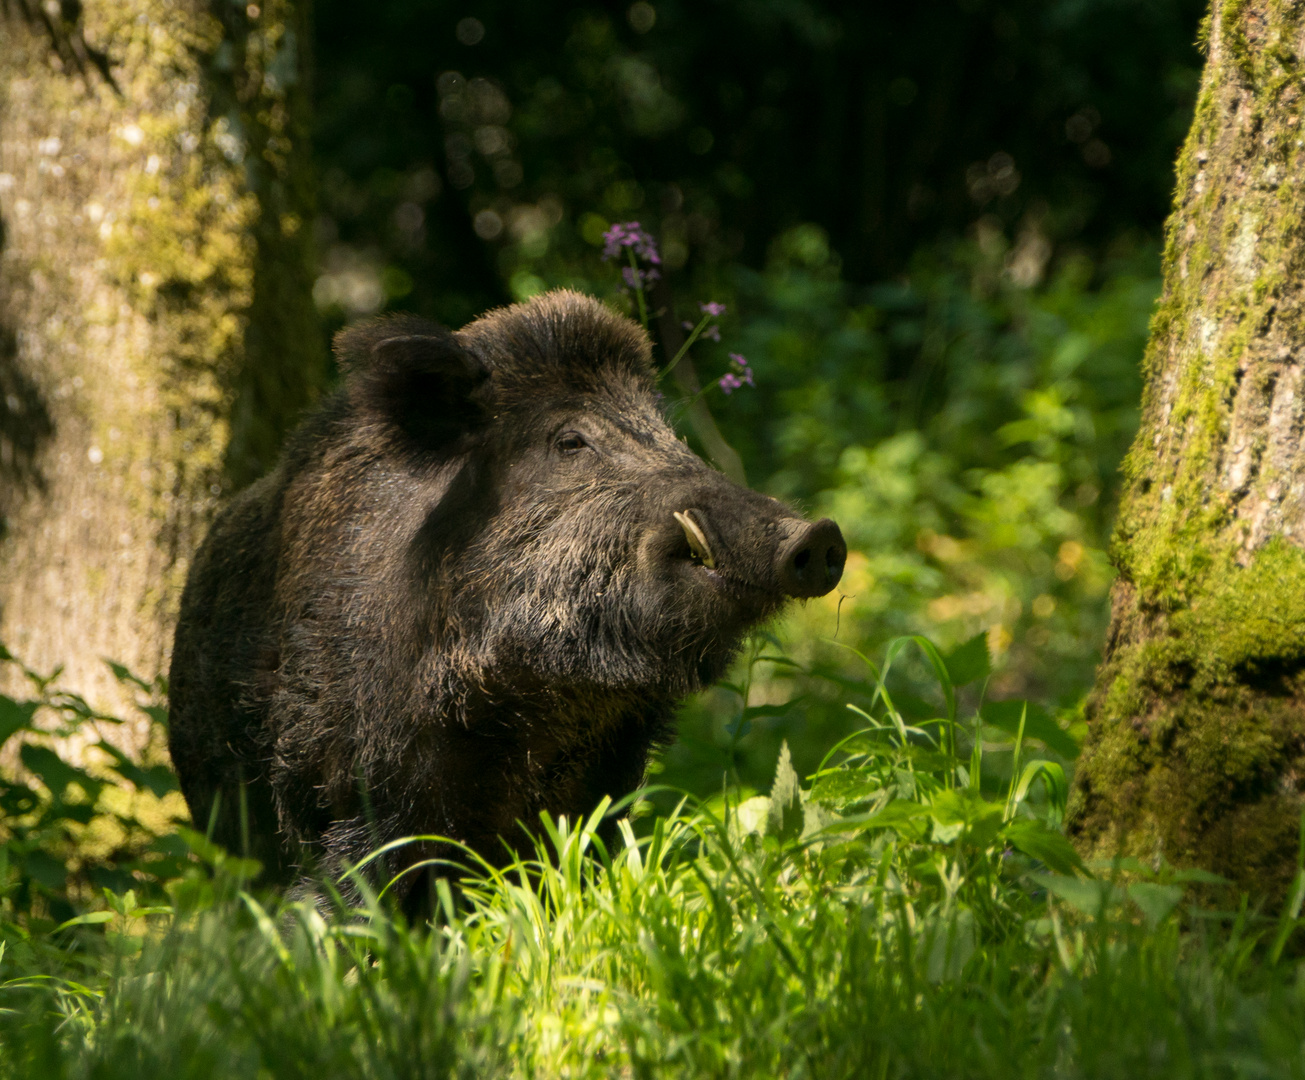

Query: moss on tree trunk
left=1070, top=0, right=1305, bottom=896
left=0, top=0, right=323, bottom=720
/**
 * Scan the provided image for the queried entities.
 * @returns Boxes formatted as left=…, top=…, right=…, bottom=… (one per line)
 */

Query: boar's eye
left=555, top=431, right=589, bottom=455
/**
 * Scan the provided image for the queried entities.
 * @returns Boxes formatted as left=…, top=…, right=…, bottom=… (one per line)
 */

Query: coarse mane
left=457, top=289, right=656, bottom=407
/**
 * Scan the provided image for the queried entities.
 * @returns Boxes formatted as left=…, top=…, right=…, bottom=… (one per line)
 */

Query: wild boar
left=168, top=290, right=844, bottom=902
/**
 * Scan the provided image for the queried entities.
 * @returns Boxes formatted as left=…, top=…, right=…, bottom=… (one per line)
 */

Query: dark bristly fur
left=168, top=290, right=844, bottom=906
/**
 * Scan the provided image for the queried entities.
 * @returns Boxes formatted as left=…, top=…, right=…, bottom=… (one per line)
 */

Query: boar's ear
left=337, top=320, right=489, bottom=448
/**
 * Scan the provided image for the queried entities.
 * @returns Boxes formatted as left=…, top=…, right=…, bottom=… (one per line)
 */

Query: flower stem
left=659, top=314, right=712, bottom=382
left=627, top=249, right=649, bottom=330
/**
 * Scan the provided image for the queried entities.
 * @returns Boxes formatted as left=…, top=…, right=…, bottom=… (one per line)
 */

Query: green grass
left=3, top=807, right=1304, bottom=1078
left=3, top=637, right=1305, bottom=1078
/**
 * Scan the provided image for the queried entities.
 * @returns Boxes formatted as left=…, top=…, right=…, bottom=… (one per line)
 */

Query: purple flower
left=601, top=222, right=632, bottom=260
left=703, top=324, right=721, bottom=342
left=699, top=301, right=727, bottom=317
left=620, top=264, right=661, bottom=292
left=682, top=320, right=694, bottom=331
left=723, top=352, right=753, bottom=390
left=602, top=221, right=661, bottom=266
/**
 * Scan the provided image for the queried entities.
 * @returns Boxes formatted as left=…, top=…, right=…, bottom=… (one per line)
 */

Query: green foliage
left=0, top=747, right=1295, bottom=1072
left=0, top=651, right=185, bottom=929
left=654, top=235, right=1155, bottom=797
left=5, top=635, right=1305, bottom=1075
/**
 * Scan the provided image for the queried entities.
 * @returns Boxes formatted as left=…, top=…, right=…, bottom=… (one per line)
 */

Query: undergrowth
left=2, top=636, right=1304, bottom=1078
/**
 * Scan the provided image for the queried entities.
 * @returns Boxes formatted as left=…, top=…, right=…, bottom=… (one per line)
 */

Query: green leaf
left=930, top=787, right=1004, bottom=849
left=1031, top=871, right=1109, bottom=914
left=895, top=745, right=958, bottom=774
left=886, top=636, right=955, bottom=722
left=739, top=698, right=806, bottom=723
left=1129, top=882, right=1184, bottom=928
left=0, top=695, right=38, bottom=747
left=725, top=716, right=752, bottom=739
left=926, top=909, right=976, bottom=983
left=821, top=799, right=931, bottom=837
left=1011, top=760, right=1070, bottom=827
left=754, top=655, right=807, bottom=671
left=55, top=911, right=114, bottom=932
left=981, top=700, right=1080, bottom=759
left=731, top=795, right=772, bottom=839
left=100, top=743, right=179, bottom=798
left=20, top=744, right=102, bottom=800
left=141, top=764, right=179, bottom=797
left=944, top=632, right=991, bottom=688
left=1006, top=820, right=1087, bottom=876
left=768, top=741, right=804, bottom=842
left=809, top=770, right=884, bottom=807
left=105, top=659, right=152, bottom=693
left=139, top=704, right=170, bottom=730
left=930, top=786, right=1002, bottom=822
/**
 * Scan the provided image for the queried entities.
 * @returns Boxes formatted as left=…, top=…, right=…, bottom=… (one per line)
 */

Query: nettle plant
left=0, top=646, right=185, bottom=927
left=601, top=221, right=754, bottom=400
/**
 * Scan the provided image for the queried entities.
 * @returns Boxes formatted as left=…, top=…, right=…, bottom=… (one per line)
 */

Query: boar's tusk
left=673, top=510, right=716, bottom=569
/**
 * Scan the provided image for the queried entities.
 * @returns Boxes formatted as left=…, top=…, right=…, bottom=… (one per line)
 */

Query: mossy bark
left=1070, top=0, right=1305, bottom=896
left=0, top=0, right=323, bottom=722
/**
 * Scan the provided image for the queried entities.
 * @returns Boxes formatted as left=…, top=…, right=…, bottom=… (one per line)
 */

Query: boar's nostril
left=776, top=518, right=846, bottom=599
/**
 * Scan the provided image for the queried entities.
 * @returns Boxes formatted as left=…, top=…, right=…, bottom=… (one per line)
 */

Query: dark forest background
left=307, top=0, right=1205, bottom=793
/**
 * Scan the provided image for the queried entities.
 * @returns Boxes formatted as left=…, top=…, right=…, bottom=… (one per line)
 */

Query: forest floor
left=2, top=638, right=1303, bottom=1077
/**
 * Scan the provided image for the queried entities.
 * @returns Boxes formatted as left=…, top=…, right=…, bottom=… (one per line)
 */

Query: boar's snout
left=775, top=517, right=846, bottom=598
left=665, top=494, right=846, bottom=601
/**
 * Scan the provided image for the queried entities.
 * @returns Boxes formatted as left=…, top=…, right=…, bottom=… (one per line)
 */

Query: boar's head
left=339, top=289, right=845, bottom=703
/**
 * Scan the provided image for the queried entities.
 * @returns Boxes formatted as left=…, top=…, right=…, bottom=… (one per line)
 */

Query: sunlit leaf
left=809, top=770, right=884, bottom=807
left=1011, top=760, right=1069, bottom=826
left=769, top=741, right=804, bottom=842
left=55, top=911, right=115, bottom=932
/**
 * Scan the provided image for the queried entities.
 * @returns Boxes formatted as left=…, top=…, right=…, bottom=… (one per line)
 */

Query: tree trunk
left=1070, top=0, right=1305, bottom=895
left=0, top=0, right=322, bottom=724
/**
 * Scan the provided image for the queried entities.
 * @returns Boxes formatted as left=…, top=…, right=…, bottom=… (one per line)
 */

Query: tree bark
left=0, top=0, right=322, bottom=723
left=1070, top=0, right=1305, bottom=895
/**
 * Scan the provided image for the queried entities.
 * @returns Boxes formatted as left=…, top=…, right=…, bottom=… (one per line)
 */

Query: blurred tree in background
left=309, top=0, right=1204, bottom=792
left=311, top=0, right=1203, bottom=326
